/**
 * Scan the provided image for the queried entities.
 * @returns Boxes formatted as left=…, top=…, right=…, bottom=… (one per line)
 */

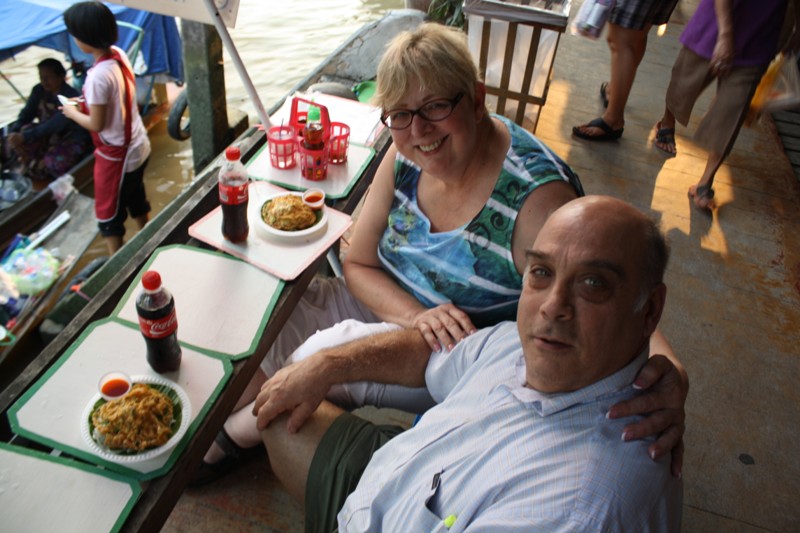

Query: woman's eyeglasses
left=380, top=93, right=465, bottom=130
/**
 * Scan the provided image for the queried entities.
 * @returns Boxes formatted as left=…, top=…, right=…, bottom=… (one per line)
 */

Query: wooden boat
left=0, top=3, right=185, bottom=369
left=0, top=0, right=184, bottom=249
left=0, top=10, right=425, bottom=532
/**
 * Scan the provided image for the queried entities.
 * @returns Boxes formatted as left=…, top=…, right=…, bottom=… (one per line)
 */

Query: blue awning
left=0, top=1, right=183, bottom=83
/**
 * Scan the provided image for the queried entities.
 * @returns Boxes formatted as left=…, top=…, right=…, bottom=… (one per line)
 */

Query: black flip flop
left=688, top=184, right=715, bottom=212
left=572, top=117, right=623, bottom=141
left=653, top=122, right=677, bottom=156
left=600, top=82, right=609, bottom=108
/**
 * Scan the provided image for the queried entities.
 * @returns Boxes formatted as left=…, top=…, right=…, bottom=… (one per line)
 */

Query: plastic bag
left=571, top=0, right=615, bottom=40
left=48, top=173, right=76, bottom=204
left=1, top=248, right=61, bottom=295
left=748, top=52, right=800, bottom=122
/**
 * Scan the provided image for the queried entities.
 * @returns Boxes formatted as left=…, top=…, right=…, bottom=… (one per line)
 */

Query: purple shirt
left=680, top=0, right=788, bottom=66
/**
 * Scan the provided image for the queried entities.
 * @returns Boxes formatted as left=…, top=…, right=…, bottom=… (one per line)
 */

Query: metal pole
left=202, top=0, right=272, bottom=130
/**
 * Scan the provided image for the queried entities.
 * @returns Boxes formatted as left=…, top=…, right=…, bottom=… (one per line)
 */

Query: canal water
left=0, top=0, right=404, bottom=258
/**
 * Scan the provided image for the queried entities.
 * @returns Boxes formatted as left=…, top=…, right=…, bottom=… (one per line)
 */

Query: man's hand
left=608, top=354, right=688, bottom=477
left=710, top=33, right=735, bottom=78
left=412, top=303, right=476, bottom=352
left=253, top=358, right=330, bottom=434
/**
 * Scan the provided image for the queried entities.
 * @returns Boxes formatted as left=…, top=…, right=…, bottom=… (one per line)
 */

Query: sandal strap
left=655, top=128, right=675, bottom=143
left=586, top=117, right=614, bottom=134
left=214, top=427, right=246, bottom=460
left=695, top=184, right=715, bottom=199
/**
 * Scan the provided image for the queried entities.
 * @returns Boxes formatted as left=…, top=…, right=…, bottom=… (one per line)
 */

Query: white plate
left=254, top=192, right=328, bottom=241
left=80, top=375, right=191, bottom=464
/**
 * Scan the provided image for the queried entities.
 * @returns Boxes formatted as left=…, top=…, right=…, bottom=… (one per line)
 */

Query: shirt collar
left=508, top=347, right=649, bottom=417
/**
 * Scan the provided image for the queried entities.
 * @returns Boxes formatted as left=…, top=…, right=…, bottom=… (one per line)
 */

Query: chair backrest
left=463, top=0, right=571, bottom=132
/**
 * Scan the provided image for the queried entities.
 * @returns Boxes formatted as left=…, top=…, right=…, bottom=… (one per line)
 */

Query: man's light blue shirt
left=338, top=322, right=682, bottom=532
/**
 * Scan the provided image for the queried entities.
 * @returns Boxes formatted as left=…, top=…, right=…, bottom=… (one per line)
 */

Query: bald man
left=254, top=196, right=683, bottom=532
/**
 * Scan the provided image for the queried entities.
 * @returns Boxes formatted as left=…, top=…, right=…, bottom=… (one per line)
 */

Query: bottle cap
left=307, top=105, right=320, bottom=123
left=141, top=270, right=162, bottom=291
left=225, top=146, right=241, bottom=161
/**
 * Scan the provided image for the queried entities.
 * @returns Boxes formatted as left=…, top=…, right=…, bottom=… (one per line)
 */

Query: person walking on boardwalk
left=652, top=0, right=800, bottom=211
left=572, top=0, right=680, bottom=141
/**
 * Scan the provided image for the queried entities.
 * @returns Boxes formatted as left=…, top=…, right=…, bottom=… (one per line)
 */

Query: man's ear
left=642, top=284, right=667, bottom=337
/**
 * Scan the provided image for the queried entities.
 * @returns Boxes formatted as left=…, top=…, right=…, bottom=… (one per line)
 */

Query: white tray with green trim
left=0, top=442, right=141, bottom=533
left=7, top=318, right=232, bottom=480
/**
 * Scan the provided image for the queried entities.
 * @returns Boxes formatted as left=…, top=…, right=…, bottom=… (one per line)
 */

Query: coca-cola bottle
left=136, top=270, right=182, bottom=373
left=219, top=145, right=249, bottom=242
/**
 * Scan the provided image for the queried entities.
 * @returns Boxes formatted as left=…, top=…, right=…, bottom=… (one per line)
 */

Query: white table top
left=8, top=319, right=231, bottom=479
left=0, top=443, right=140, bottom=533
left=114, top=245, right=283, bottom=359
left=246, top=142, right=375, bottom=199
left=189, top=182, right=352, bottom=281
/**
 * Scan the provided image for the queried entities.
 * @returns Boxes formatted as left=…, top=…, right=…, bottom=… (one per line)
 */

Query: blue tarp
left=0, top=1, right=183, bottom=83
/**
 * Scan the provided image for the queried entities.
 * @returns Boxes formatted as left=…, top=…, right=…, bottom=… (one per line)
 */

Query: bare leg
left=133, top=213, right=148, bottom=230
left=104, top=235, right=123, bottom=255
left=261, top=400, right=345, bottom=505
left=574, top=23, right=651, bottom=137
left=689, top=151, right=724, bottom=210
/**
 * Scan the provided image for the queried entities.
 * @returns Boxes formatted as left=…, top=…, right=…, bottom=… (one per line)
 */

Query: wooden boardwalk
left=164, top=3, right=800, bottom=531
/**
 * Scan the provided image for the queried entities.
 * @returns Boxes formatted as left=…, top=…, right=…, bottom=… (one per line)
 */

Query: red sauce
left=101, top=378, right=130, bottom=398
left=305, top=192, right=323, bottom=203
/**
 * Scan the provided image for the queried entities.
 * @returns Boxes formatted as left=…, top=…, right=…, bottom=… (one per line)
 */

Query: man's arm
left=711, top=0, right=735, bottom=77
left=253, top=328, right=431, bottom=433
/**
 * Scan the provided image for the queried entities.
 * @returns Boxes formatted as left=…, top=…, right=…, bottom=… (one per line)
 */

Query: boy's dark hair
left=38, top=58, right=67, bottom=78
left=63, top=1, right=118, bottom=50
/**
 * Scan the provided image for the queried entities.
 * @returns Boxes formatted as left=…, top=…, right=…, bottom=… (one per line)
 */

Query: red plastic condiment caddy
left=291, top=96, right=332, bottom=181
left=267, top=125, right=297, bottom=169
left=329, top=122, right=350, bottom=164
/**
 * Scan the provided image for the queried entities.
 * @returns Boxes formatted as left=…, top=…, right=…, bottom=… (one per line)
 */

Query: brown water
left=0, top=0, right=404, bottom=259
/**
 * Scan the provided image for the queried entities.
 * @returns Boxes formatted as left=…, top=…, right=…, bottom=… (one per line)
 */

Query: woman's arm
left=23, top=104, right=74, bottom=142
left=343, top=146, right=474, bottom=352
left=609, top=328, right=689, bottom=477
left=62, top=101, right=106, bottom=133
left=12, top=86, right=42, bottom=131
left=343, top=145, right=429, bottom=323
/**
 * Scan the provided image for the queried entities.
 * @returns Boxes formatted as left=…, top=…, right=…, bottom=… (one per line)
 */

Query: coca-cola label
left=139, top=308, right=178, bottom=339
left=219, top=182, right=249, bottom=205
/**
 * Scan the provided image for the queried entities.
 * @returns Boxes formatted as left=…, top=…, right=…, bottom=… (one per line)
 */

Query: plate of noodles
left=255, top=192, right=328, bottom=241
left=80, top=375, right=191, bottom=463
